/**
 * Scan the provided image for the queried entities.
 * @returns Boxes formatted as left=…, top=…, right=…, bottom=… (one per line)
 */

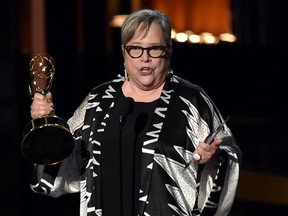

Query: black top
left=101, top=91, right=158, bottom=216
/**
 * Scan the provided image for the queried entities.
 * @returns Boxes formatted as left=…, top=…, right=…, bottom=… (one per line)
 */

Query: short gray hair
left=121, top=9, right=172, bottom=53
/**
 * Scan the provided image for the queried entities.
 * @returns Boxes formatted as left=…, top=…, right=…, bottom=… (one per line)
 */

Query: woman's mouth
left=139, top=67, right=153, bottom=74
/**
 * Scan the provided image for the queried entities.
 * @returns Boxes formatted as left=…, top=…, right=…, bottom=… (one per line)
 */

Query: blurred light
left=171, top=29, right=177, bottom=39
left=110, top=15, right=128, bottom=27
left=188, top=34, right=201, bottom=43
left=110, top=15, right=236, bottom=45
left=219, top=33, right=237, bottom=42
left=201, top=32, right=218, bottom=44
left=185, top=30, right=194, bottom=36
left=175, top=32, right=188, bottom=43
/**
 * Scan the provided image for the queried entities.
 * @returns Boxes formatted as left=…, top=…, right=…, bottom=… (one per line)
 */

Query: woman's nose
left=141, top=50, right=151, bottom=62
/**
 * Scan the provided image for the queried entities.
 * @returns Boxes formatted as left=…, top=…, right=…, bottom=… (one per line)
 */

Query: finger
left=210, top=138, right=222, bottom=147
left=192, top=152, right=201, bottom=161
left=33, top=92, right=45, bottom=101
left=198, top=142, right=210, bottom=151
left=196, top=143, right=217, bottom=164
left=45, top=92, right=53, bottom=102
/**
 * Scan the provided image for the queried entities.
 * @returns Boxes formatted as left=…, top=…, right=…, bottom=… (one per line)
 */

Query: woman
left=30, top=9, right=241, bottom=216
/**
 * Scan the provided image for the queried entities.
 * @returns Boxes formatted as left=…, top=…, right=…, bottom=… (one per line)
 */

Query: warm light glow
left=110, top=14, right=237, bottom=45
left=147, top=0, right=233, bottom=35
left=185, top=30, right=194, bottom=36
left=110, top=15, right=128, bottom=27
left=200, top=32, right=218, bottom=44
left=219, top=33, right=237, bottom=43
left=188, top=34, right=201, bottom=43
left=175, top=32, right=188, bottom=43
left=171, top=29, right=177, bottom=39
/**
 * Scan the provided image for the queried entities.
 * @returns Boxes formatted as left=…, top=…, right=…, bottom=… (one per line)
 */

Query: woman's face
left=123, top=22, right=170, bottom=91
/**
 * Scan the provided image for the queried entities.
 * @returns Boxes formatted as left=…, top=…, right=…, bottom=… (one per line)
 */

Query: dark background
left=1, top=0, right=287, bottom=215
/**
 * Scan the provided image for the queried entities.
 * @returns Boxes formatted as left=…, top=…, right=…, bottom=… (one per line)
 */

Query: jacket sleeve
left=196, top=136, right=241, bottom=216
left=195, top=89, right=242, bottom=216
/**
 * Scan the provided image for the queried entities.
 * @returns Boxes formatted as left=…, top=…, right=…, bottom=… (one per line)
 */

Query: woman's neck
left=122, top=80, right=164, bottom=102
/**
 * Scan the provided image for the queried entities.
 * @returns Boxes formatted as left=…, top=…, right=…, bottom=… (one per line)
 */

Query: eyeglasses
left=124, top=45, right=167, bottom=58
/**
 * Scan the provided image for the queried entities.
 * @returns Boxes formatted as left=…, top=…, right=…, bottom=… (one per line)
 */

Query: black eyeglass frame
left=124, top=45, right=168, bottom=58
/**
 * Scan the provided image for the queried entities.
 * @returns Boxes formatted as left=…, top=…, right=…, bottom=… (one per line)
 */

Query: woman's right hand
left=30, top=92, right=55, bottom=119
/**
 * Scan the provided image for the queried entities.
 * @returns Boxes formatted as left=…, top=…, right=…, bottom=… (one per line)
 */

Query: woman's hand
left=30, top=92, right=55, bottom=119
left=195, top=139, right=222, bottom=164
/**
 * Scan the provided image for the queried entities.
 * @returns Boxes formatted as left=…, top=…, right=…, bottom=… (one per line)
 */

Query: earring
left=124, top=69, right=129, bottom=80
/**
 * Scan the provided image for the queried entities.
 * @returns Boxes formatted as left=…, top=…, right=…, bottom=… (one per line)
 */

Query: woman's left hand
left=195, top=139, right=222, bottom=164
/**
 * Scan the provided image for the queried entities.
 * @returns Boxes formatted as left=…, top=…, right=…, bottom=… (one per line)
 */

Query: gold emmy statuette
left=21, top=53, right=74, bottom=165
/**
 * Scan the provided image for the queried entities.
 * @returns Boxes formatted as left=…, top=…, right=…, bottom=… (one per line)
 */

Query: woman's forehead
left=132, top=23, right=163, bottom=41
